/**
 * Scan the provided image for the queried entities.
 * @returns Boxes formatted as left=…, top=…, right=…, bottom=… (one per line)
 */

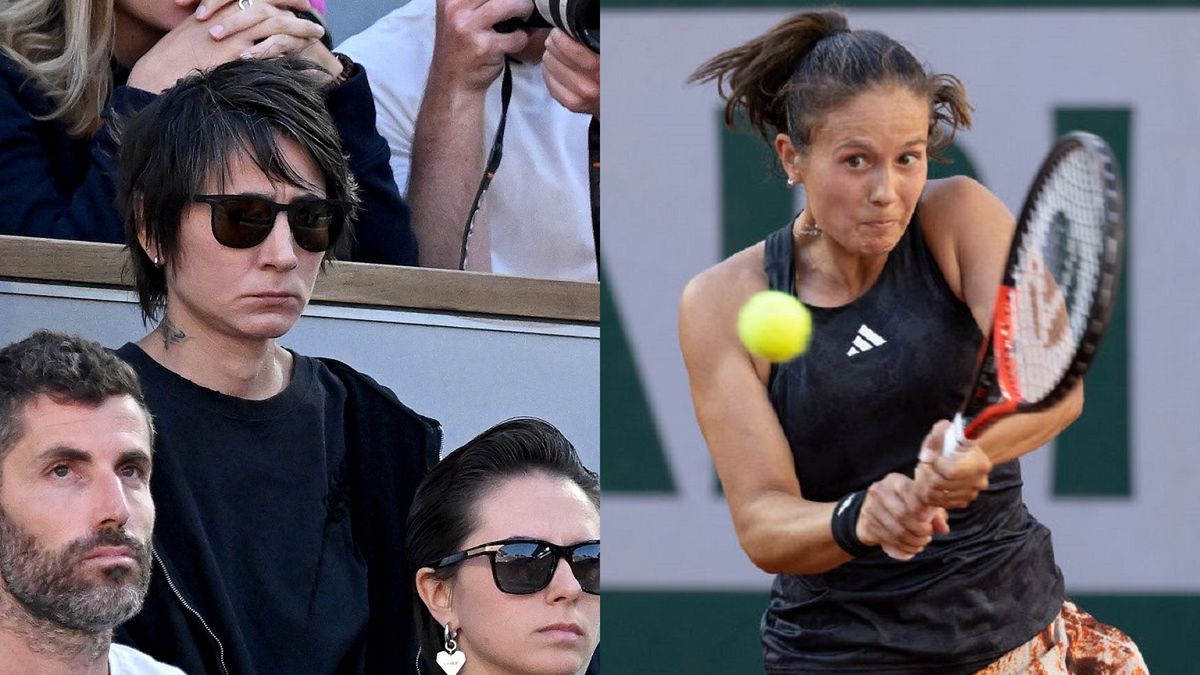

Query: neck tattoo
left=158, top=317, right=188, bottom=350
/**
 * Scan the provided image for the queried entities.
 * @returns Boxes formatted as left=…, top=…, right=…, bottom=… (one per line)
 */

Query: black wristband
left=830, top=489, right=880, bottom=558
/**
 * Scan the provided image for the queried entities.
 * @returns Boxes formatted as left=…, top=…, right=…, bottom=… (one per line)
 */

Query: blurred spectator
left=0, top=0, right=415, bottom=265
left=110, top=56, right=438, bottom=674
left=339, top=0, right=599, bottom=280
left=0, top=330, right=183, bottom=674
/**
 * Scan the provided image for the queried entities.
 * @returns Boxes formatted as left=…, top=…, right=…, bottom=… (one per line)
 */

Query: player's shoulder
left=682, top=243, right=767, bottom=309
left=919, top=175, right=1014, bottom=241
left=921, top=175, right=997, bottom=218
left=680, top=242, right=770, bottom=346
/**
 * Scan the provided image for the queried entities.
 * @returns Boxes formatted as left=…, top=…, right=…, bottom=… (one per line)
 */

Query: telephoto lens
left=493, top=0, right=599, bottom=53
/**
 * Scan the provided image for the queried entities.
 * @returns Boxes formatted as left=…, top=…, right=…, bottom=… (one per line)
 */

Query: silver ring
left=238, top=0, right=253, bottom=8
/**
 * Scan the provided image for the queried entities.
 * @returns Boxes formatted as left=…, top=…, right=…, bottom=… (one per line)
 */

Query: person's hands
left=542, top=29, right=598, bottom=117
left=857, top=473, right=949, bottom=561
left=195, top=0, right=339, bottom=76
left=183, top=0, right=311, bottom=20
left=431, top=0, right=535, bottom=92
left=128, top=0, right=331, bottom=93
left=915, top=420, right=993, bottom=509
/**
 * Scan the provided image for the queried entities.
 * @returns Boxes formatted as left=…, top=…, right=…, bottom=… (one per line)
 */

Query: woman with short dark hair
left=112, top=56, right=438, bottom=675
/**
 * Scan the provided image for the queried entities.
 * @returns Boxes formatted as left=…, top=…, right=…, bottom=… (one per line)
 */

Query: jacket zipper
left=153, top=548, right=229, bottom=675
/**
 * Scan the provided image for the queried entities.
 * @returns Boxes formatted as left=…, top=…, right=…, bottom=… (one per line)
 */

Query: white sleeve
left=337, top=2, right=437, bottom=199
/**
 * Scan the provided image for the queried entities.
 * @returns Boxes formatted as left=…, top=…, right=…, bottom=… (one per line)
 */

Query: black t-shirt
left=760, top=215, right=1064, bottom=673
left=115, top=343, right=437, bottom=674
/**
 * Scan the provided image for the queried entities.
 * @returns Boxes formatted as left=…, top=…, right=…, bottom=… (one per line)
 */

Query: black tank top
left=760, top=214, right=1064, bottom=673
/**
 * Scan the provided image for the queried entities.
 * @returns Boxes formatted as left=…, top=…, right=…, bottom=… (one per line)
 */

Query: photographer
left=339, top=0, right=598, bottom=281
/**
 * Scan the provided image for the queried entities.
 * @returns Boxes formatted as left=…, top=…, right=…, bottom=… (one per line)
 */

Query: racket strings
left=1009, top=147, right=1110, bottom=401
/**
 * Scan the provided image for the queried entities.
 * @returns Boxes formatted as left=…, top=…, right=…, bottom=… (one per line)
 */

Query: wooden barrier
left=0, top=235, right=599, bottom=324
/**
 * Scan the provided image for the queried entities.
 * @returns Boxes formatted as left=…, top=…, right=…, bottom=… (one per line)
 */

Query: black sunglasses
left=431, top=538, right=600, bottom=595
left=193, top=194, right=345, bottom=253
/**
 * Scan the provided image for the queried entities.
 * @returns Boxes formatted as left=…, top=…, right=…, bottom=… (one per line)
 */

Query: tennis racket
left=943, top=131, right=1124, bottom=456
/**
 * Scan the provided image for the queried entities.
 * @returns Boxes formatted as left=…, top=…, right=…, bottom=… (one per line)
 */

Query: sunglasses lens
left=210, top=197, right=273, bottom=249
left=289, top=200, right=337, bottom=253
left=493, top=542, right=554, bottom=595
left=571, top=543, right=600, bottom=594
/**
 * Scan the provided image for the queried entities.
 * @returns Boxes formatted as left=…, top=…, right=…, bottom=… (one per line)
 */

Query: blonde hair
left=0, top=0, right=114, bottom=137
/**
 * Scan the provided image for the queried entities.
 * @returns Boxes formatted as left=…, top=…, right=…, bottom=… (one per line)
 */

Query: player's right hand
left=433, top=0, right=535, bottom=91
left=915, top=420, right=992, bottom=509
left=857, top=473, right=949, bottom=561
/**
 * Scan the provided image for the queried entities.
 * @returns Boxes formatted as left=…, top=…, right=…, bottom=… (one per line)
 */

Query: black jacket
left=115, top=346, right=440, bottom=674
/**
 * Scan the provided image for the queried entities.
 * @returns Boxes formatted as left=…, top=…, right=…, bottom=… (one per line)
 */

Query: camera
left=494, top=0, right=599, bottom=54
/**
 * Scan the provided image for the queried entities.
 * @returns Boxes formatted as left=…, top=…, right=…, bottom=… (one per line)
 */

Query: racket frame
left=944, top=131, right=1124, bottom=456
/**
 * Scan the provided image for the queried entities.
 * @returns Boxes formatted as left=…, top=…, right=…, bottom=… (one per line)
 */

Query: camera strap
left=459, top=59, right=515, bottom=270
left=458, top=58, right=600, bottom=274
left=589, top=116, right=599, bottom=269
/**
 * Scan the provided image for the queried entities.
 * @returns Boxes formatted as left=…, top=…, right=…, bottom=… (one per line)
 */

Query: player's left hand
left=915, top=420, right=992, bottom=509
left=542, top=29, right=599, bottom=117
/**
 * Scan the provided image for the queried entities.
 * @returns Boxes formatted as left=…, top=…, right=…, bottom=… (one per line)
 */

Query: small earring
left=786, top=177, right=796, bottom=188
left=436, top=623, right=466, bottom=675
left=151, top=255, right=162, bottom=268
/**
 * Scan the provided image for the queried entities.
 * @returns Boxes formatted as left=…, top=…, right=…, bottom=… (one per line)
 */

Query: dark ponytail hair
left=405, top=418, right=599, bottom=667
left=689, top=9, right=972, bottom=161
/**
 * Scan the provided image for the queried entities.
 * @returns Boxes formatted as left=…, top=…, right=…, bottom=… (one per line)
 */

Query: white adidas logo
left=847, top=324, right=887, bottom=357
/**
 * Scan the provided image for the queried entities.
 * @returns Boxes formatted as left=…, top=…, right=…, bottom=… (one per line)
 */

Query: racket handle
left=942, top=413, right=971, bottom=457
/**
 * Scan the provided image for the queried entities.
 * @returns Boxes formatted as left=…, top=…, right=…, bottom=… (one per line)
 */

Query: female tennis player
left=678, top=10, right=1146, bottom=673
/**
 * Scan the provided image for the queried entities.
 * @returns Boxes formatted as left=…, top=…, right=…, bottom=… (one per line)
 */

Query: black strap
left=589, top=116, right=599, bottom=269
left=459, top=59, right=514, bottom=270
left=460, top=61, right=599, bottom=273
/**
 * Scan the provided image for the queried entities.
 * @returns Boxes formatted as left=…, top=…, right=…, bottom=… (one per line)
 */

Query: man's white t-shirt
left=109, top=643, right=187, bottom=675
left=339, top=0, right=597, bottom=281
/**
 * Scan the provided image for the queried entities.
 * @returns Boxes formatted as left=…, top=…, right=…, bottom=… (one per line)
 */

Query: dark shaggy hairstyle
left=0, top=330, right=153, bottom=467
left=689, top=8, right=972, bottom=162
left=405, top=418, right=599, bottom=666
left=115, top=55, right=361, bottom=323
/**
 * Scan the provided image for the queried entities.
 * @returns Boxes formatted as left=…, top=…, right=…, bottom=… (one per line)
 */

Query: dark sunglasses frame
left=193, top=194, right=346, bottom=253
left=431, top=538, right=600, bottom=595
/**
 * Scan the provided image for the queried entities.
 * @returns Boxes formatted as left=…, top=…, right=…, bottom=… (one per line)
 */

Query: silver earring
left=786, top=177, right=796, bottom=188
left=152, top=255, right=162, bottom=267
left=436, top=623, right=465, bottom=675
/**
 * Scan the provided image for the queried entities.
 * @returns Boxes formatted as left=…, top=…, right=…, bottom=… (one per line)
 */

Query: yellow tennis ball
left=737, top=290, right=812, bottom=362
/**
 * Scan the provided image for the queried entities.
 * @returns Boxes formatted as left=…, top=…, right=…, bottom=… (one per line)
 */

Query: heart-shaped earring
left=436, top=623, right=466, bottom=675
left=436, top=650, right=465, bottom=675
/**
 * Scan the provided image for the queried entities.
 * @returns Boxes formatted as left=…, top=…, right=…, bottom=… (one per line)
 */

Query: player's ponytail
left=927, top=73, right=972, bottom=160
left=690, top=8, right=973, bottom=162
left=688, top=10, right=847, bottom=143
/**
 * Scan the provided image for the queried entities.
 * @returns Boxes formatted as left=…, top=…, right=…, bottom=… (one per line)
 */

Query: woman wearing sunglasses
left=0, top=0, right=415, bottom=264
left=108, top=57, right=440, bottom=674
left=407, top=418, right=600, bottom=675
